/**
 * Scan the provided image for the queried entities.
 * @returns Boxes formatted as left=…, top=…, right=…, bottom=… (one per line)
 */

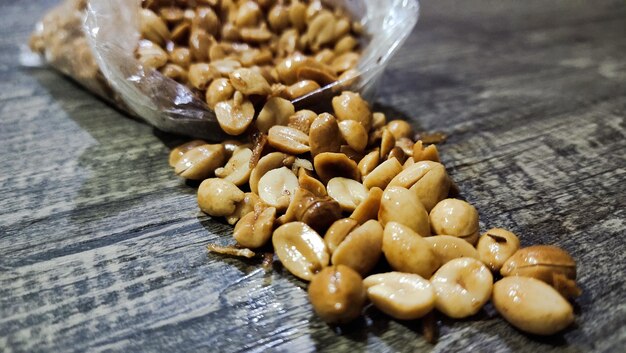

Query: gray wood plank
left=1, top=0, right=625, bottom=352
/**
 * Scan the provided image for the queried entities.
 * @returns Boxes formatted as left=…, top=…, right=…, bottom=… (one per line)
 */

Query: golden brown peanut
left=193, top=6, right=220, bottom=36
left=500, top=245, right=577, bottom=285
left=331, top=52, right=360, bottom=74
left=493, top=277, right=575, bottom=335
left=161, top=64, right=187, bottom=82
left=388, top=161, right=450, bottom=212
left=226, top=192, right=263, bottom=225
left=387, top=120, right=414, bottom=140
left=413, top=141, right=441, bottom=163
left=280, top=187, right=342, bottom=233
left=169, top=47, right=191, bottom=69
left=403, top=157, right=415, bottom=169
left=324, top=218, right=359, bottom=254
left=364, top=272, right=436, bottom=320
left=327, top=177, right=368, bottom=212
left=372, top=112, right=387, bottom=129
left=188, top=63, right=216, bottom=90
left=140, top=9, right=170, bottom=46
left=215, top=147, right=253, bottom=186
left=215, top=92, right=255, bottom=136
left=222, top=140, right=244, bottom=158
left=430, top=258, right=493, bottom=319
left=314, top=49, right=336, bottom=64
left=383, top=222, right=440, bottom=278
left=309, top=113, right=342, bottom=157
left=277, top=29, right=300, bottom=57
left=285, top=80, right=321, bottom=100
left=137, top=40, right=168, bottom=70
left=169, top=140, right=206, bottom=167
left=175, top=144, right=226, bottom=180
left=313, top=152, right=360, bottom=184
left=357, top=149, right=380, bottom=178
left=233, top=207, right=276, bottom=248
left=289, top=1, right=307, bottom=31
left=296, top=66, right=338, bottom=86
left=338, top=120, right=368, bottom=152
left=430, top=199, right=479, bottom=244
left=333, top=17, right=350, bottom=39
left=308, top=265, right=366, bottom=323
left=206, top=78, right=235, bottom=109
left=339, top=145, right=364, bottom=163
left=387, top=147, right=407, bottom=165
left=335, top=69, right=360, bottom=91
left=306, top=10, right=336, bottom=51
left=235, top=1, right=262, bottom=27
left=380, top=128, right=396, bottom=159
left=209, top=59, right=242, bottom=77
left=268, top=125, right=311, bottom=154
left=362, top=157, right=403, bottom=190
left=229, top=68, right=271, bottom=96
left=240, top=27, right=273, bottom=45
left=331, top=220, right=384, bottom=276
left=334, top=35, right=358, bottom=55
left=273, top=222, right=329, bottom=281
left=221, top=22, right=240, bottom=42
left=256, top=97, right=295, bottom=133
left=298, top=168, right=327, bottom=197
left=476, top=228, right=520, bottom=272
left=159, top=6, right=184, bottom=24
left=249, top=152, right=290, bottom=194
left=189, top=28, right=213, bottom=62
left=288, top=110, right=317, bottom=134
left=396, top=138, right=414, bottom=157
left=425, top=236, right=480, bottom=264
left=257, top=166, right=299, bottom=210
left=268, top=4, right=290, bottom=31
left=350, top=187, right=383, bottom=224
left=197, top=178, right=245, bottom=217
left=332, top=91, right=372, bottom=132
left=379, top=186, right=431, bottom=237
left=275, top=53, right=308, bottom=84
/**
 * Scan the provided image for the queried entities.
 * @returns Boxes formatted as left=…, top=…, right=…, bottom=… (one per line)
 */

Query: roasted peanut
left=386, top=120, right=413, bottom=140
left=229, top=68, right=271, bottom=96
left=161, top=64, right=187, bottom=82
left=379, top=186, right=431, bottom=237
left=257, top=166, right=299, bottom=210
left=268, top=4, right=290, bottom=31
left=234, top=207, right=276, bottom=248
left=326, top=177, right=368, bottom=212
left=288, top=109, right=317, bottom=134
left=350, top=187, right=383, bottom=224
left=210, top=58, right=242, bottom=76
left=206, top=78, right=235, bottom=109
left=309, top=113, right=342, bottom=157
left=364, top=272, right=436, bottom=320
left=500, top=245, right=577, bottom=286
left=169, top=47, right=191, bottom=69
left=137, top=40, right=168, bottom=70
left=338, top=120, right=368, bottom=152
left=235, top=1, right=262, bottom=27
left=334, top=35, right=358, bottom=55
left=280, top=187, right=342, bottom=233
left=493, top=276, right=575, bottom=335
left=308, top=265, right=366, bottom=323
left=380, top=128, right=396, bottom=159
left=357, top=149, right=380, bottom=178
left=273, top=222, right=329, bottom=281
left=313, top=152, right=360, bottom=184
left=169, top=140, right=206, bottom=167
left=268, top=125, right=311, bottom=154
left=289, top=1, right=307, bottom=32
left=215, top=147, right=253, bottom=186
left=306, top=10, right=336, bottom=51
left=198, top=178, right=245, bottom=217
left=285, top=80, right=321, bottom=100
left=332, top=91, right=372, bottom=132
left=429, top=199, right=479, bottom=244
left=189, top=28, right=213, bottom=62
left=331, top=52, right=360, bottom=74
left=382, top=222, right=440, bottom=278
left=188, top=63, right=216, bottom=90
left=175, top=144, right=226, bottom=180
left=140, top=9, right=170, bottom=46
left=324, top=218, right=359, bottom=254
left=331, top=220, right=384, bottom=276
left=194, top=6, right=220, bottom=35
left=362, top=157, right=403, bottom=190
left=425, top=235, right=480, bottom=264
left=476, top=228, right=520, bottom=272
left=388, top=161, right=450, bottom=212
left=226, top=192, right=263, bottom=225
left=298, top=168, right=327, bottom=197
left=413, top=141, right=441, bottom=163
left=249, top=152, right=290, bottom=194
left=430, top=258, right=493, bottom=319
left=215, top=92, right=255, bottom=136
left=256, top=97, right=295, bottom=133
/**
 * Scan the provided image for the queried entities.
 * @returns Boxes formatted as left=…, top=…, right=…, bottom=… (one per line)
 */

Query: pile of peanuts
left=155, top=0, right=581, bottom=341
left=138, top=0, right=362, bottom=135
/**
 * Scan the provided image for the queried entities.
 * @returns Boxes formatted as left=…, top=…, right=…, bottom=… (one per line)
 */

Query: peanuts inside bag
left=29, top=0, right=419, bottom=140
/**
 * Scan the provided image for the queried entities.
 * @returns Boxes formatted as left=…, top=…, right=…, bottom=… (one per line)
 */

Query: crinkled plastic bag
left=28, top=0, right=419, bottom=140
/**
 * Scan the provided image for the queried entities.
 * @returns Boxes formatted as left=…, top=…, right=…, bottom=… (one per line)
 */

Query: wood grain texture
left=1, top=0, right=625, bottom=352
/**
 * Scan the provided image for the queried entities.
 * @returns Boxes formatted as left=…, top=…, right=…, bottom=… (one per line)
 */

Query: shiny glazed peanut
left=338, top=120, right=368, bottom=152
left=378, top=186, right=431, bottom=237
left=332, top=91, right=372, bottom=132
left=175, top=144, right=226, bottom=180
left=169, top=140, right=206, bottom=167
left=326, top=177, right=368, bottom=212
left=429, top=199, right=479, bottom=244
left=362, top=158, right=403, bottom=190
left=313, top=152, right=360, bottom=183
left=476, top=228, right=520, bottom=272
left=331, top=220, right=384, bottom=276
left=197, top=178, right=245, bottom=217
left=257, top=167, right=299, bottom=210
left=388, top=161, right=450, bottom=212
left=226, top=192, right=263, bottom=226
left=308, top=265, right=366, bottom=323
left=350, top=187, right=383, bottom=225
left=324, top=218, right=359, bottom=254
left=288, top=110, right=318, bottom=134
left=215, top=147, right=253, bottom=186
left=430, top=257, right=493, bottom=318
left=215, top=93, right=255, bottom=136
left=249, top=152, right=290, bottom=194
left=500, top=245, right=577, bottom=284
left=425, top=235, right=480, bottom=264
left=229, top=68, right=271, bottom=96
left=386, top=120, right=413, bottom=140
left=280, top=187, right=342, bottom=233
left=357, top=149, right=380, bottom=178
left=382, top=222, right=440, bottom=278
left=309, top=113, right=342, bottom=156
left=364, top=272, right=435, bottom=320
left=206, top=78, right=235, bottom=109
left=267, top=125, right=311, bottom=154
left=493, top=276, right=574, bottom=335
left=256, top=97, right=296, bottom=133
left=273, top=222, right=329, bottom=281
left=234, top=207, right=276, bottom=248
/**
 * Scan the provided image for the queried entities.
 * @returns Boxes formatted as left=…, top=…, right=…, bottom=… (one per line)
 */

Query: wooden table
left=1, top=0, right=625, bottom=352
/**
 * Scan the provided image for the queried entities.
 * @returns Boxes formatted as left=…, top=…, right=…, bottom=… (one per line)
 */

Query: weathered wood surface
left=1, top=0, right=625, bottom=352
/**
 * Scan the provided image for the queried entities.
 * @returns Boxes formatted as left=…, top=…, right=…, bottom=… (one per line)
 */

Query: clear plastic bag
left=28, top=0, right=419, bottom=140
